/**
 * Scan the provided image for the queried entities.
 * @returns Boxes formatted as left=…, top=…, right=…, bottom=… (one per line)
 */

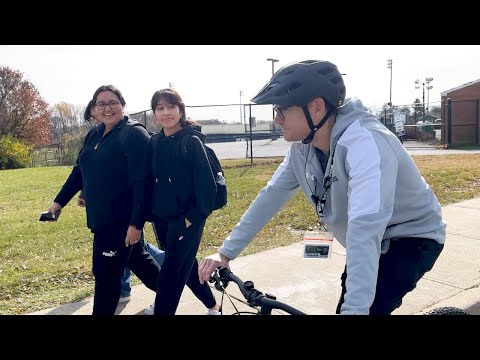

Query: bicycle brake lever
left=209, top=267, right=229, bottom=291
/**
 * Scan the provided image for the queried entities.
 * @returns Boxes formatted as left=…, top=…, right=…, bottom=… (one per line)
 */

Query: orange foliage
left=0, top=66, right=52, bottom=146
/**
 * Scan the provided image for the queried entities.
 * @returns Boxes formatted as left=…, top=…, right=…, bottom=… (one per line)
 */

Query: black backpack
left=181, top=136, right=227, bottom=211
left=119, top=120, right=150, bottom=152
left=204, top=145, right=227, bottom=210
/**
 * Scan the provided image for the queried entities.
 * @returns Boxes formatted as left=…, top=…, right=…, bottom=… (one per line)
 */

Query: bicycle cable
left=209, top=281, right=248, bottom=314
left=208, top=281, right=286, bottom=315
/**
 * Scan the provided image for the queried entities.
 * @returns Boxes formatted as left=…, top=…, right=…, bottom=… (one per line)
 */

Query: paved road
left=208, top=138, right=480, bottom=160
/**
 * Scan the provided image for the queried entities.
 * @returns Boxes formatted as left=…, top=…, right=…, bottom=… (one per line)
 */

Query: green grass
left=2, top=154, right=480, bottom=314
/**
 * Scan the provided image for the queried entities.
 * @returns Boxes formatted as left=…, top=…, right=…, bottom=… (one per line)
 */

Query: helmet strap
left=301, top=106, right=333, bottom=144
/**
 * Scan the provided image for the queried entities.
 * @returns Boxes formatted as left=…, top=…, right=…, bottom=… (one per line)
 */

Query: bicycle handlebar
left=209, top=266, right=306, bottom=315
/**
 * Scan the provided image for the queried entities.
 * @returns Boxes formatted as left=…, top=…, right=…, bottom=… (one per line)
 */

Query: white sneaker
left=207, top=308, right=222, bottom=315
left=118, top=295, right=131, bottom=304
left=144, top=303, right=155, bottom=315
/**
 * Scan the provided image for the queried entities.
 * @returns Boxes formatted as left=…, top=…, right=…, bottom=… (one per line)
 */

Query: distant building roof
left=441, top=79, right=480, bottom=96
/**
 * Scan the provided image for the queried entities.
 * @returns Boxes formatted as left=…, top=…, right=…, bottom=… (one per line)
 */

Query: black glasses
left=273, top=105, right=293, bottom=120
left=95, top=100, right=121, bottom=110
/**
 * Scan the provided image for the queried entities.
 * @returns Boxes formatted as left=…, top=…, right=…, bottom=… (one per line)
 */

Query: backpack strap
left=120, top=121, right=147, bottom=154
left=180, top=134, right=192, bottom=161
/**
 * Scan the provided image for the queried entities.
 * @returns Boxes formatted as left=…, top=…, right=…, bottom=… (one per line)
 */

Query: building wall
left=441, top=83, right=480, bottom=147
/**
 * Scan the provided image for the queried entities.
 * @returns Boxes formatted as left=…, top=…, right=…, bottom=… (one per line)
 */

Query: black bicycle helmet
left=251, top=60, right=346, bottom=144
left=251, top=60, right=346, bottom=108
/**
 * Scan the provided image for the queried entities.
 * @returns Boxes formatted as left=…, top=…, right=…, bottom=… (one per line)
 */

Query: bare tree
left=50, top=102, right=85, bottom=144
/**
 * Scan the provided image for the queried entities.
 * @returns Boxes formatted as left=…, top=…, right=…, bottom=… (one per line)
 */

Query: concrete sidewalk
left=31, top=198, right=480, bottom=315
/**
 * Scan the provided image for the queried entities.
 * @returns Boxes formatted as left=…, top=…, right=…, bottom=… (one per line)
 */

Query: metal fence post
left=249, top=109, right=253, bottom=165
left=447, top=98, right=452, bottom=147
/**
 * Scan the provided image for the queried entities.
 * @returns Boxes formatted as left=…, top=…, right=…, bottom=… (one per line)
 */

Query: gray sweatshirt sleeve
left=337, top=128, right=397, bottom=315
left=219, top=150, right=300, bottom=260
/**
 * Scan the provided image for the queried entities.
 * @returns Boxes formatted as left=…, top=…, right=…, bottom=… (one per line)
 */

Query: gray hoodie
left=219, top=97, right=446, bottom=315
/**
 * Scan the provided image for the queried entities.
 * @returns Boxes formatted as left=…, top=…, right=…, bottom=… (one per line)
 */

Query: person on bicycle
left=198, top=60, right=446, bottom=315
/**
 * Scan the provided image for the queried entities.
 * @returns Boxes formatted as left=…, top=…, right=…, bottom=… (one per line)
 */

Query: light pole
left=425, top=77, right=433, bottom=114
left=387, top=59, right=393, bottom=107
left=266, top=58, right=279, bottom=77
left=414, top=79, right=425, bottom=120
left=267, top=58, right=279, bottom=130
left=239, top=90, right=244, bottom=124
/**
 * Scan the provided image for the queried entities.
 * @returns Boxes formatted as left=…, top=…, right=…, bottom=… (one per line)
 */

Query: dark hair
left=150, top=88, right=196, bottom=127
left=91, top=85, right=126, bottom=108
left=83, top=99, right=95, bottom=122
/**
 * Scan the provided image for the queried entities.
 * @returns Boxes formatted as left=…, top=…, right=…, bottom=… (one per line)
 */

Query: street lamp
left=387, top=59, right=393, bottom=107
left=414, top=79, right=425, bottom=120
left=266, top=58, right=279, bottom=77
left=415, top=76, right=433, bottom=118
left=425, top=77, right=434, bottom=114
left=267, top=58, right=279, bottom=130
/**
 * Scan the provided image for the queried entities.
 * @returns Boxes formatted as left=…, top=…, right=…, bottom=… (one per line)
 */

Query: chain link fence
left=376, top=100, right=443, bottom=144
left=36, top=98, right=476, bottom=168
left=130, top=103, right=290, bottom=165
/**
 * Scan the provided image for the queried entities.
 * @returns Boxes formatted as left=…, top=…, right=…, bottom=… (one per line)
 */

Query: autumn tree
left=0, top=66, right=51, bottom=146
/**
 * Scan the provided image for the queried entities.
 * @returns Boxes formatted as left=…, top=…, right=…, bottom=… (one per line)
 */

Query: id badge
left=303, top=230, right=333, bottom=259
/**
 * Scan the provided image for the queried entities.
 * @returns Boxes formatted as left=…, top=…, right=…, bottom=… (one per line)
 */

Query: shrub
left=0, top=136, right=33, bottom=170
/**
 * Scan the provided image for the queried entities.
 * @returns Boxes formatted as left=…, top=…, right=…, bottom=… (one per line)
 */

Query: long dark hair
left=83, top=99, right=95, bottom=122
left=150, top=88, right=197, bottom=127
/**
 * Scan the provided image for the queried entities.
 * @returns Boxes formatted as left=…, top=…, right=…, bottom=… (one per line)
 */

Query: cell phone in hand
left=39, top=210, right=61, bottom=222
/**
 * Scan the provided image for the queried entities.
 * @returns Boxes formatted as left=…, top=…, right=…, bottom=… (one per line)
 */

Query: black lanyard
left=312, top=151, right=334, bottom=221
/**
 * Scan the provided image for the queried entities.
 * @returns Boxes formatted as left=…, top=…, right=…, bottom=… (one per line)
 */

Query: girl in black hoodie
left=47, top=85, right=160, bottom=315
left=148, top=88, right=221, bottom=315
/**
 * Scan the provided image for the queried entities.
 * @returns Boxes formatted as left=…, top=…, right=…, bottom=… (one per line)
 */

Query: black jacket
left=54, top=117, right=150, bottom=231
left=149, top=125, right=216, bottom=226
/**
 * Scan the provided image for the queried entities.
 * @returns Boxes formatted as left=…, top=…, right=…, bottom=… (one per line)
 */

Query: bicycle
left=208, top=266, right=469, bottom=316
left=152, top=221, right=469, bottom=316
left=209, top=266, right=306, bottom=315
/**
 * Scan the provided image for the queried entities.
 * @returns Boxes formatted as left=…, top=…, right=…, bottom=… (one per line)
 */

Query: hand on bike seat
left=198, top=252, right=231, bottom=284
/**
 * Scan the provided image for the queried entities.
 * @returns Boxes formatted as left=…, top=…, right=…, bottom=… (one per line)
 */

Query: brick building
left=441, top=80, right=480, bottom=147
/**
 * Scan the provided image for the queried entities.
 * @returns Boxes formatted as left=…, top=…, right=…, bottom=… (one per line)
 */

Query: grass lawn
left=1, top=154, right=480, bottom=314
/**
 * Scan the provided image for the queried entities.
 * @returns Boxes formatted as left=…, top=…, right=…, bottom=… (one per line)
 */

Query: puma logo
left=102, top=250, right=117, bottom=257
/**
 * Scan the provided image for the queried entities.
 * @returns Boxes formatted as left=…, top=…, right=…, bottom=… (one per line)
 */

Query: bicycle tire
left=423, top=306, right=469, bottom=315
left=232, top=311, right=258, bottom=315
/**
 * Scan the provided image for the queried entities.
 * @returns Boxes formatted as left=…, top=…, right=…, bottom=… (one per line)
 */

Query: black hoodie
left=148, top=125, right=216, bottom=226
left=54, top=117, right=150, bottom=231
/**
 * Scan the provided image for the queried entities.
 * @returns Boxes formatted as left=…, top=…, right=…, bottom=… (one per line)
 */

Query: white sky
left=2, top=45, right=480, bottom=114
